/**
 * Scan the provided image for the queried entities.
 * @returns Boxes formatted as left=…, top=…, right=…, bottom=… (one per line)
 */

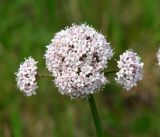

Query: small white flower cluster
left=115, top=50, right=144, bottom=91
left=45, top=24, right=113, bottom=98
left=16, top=57, right=38, bottom=96
left=156, top=48, right=160, bottom=65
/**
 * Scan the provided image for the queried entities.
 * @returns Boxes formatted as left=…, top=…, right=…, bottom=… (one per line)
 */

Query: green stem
left=104, top=70, right=118, bottom=76
left=37, top=74, right=53, bottom=78
left=88, top=94, right=103, bottom=137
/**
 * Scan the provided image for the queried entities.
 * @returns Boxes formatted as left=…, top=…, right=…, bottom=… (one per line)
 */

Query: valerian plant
left=15, top=24, right=145, bottom=137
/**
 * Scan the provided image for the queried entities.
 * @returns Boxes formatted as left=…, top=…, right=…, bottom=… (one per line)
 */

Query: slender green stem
left=88, top=94, right=103, bottom=137
left=104, top=70, right=118, bottom=76
left=37, top=74, right=53, bottom=78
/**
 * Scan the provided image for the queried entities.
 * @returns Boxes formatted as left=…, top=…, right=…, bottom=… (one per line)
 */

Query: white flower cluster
left=115, top=50, right=144, bottom=91
left=16, top=57, right=38, bottom=96
left=45, top=24, right=113, bottom=99
left=156, top=48, right=160, bottom=65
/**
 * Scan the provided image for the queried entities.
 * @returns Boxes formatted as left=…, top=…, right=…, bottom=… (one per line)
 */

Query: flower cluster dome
left=45, top=24, right=113, bottom=98
left=115, top=50, right=144, bottom=91
left=16, top=57, right=38, bottom=96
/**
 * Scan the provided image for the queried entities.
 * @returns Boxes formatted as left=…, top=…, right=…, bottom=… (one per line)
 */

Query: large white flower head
left=16, top=57, right=38, bottom=96
left=156, top=48, right=160, bottom=65
left=115, top=50, right=144, bottom=91
left=45, top=24, right=113, bottom=99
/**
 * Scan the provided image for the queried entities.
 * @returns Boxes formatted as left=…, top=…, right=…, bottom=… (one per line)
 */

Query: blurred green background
left=0, top=0, right=160, bottom=137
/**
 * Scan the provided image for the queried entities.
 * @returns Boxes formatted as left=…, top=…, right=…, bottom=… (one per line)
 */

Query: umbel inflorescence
left=115, top=50, right=144, bottom=91
left=15, top=57, right=38, bottom=96
left=45, top=24, right=113, bottom=98
left=15, top=23, right=147, bottom=98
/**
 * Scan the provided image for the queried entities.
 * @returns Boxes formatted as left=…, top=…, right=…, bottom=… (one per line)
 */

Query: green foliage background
left=0, top=0, right=160, bottom=137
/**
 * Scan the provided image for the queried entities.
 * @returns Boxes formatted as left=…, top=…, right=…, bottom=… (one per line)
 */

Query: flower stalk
left=38, top=74, right=53, bottom=78
left=88, top=94, right=103, bottom=137
left=105, top=70, right=118, bottom=76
